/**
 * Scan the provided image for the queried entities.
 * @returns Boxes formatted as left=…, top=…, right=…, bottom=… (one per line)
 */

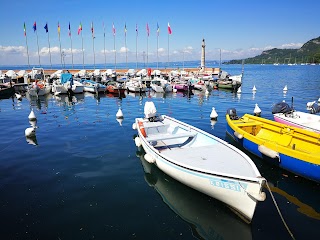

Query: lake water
left=0, top=64, right=319, bottom=240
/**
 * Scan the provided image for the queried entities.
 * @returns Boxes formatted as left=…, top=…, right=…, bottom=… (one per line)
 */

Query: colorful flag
left=78, top=22, right=82, bottom=35
left=168, top=22, right=172, bottom=35
left=136, top=24, right=138, bottom=36
left=33, top=21, right=37, bottom=32
left=91, top=22, right=94, bottom=38
left=24, top=22, right=26, bottom=36
left=68, top=22, right=71, bottom=36
left=157, top=22, right=160, bottom=36
left=112, top=23, right=116, bottom=36
left=58, top=22, right=61, bottom=36
left=124, top=23, right=127, bottom=36
left=44, top=23, right=48, bottom=33
left=146, top=23, right=149, bottom=37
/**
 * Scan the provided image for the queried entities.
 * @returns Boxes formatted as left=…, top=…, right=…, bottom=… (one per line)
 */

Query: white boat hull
left=274, top=111, right=320, bottom=133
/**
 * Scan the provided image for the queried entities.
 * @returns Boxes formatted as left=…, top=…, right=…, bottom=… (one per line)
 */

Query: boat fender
left=132, top=123, right=137, bottom=130
left=247, top=191, right=266, bottom=202
left=258, top=145, right=279, bottom=159
left=144, top=153, right=155, bottom=164
left=138, top=121, right=147, bottom=137
left=134, top=137, right=142, bottom=147
left=234, top=131, right=243, bottom=139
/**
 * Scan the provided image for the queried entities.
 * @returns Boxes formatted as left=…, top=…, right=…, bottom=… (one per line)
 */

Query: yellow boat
left=226, top=110, right=320, bottom=183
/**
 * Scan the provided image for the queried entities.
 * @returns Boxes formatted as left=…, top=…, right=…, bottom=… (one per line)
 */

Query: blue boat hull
left=226, top=125, right=320, bottom=182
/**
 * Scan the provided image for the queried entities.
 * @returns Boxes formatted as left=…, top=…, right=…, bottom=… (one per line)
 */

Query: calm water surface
left=0, top=64, right=319, bottom=240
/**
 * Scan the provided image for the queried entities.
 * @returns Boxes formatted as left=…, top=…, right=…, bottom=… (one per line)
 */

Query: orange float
left=138, top=121, right=147, bottom=137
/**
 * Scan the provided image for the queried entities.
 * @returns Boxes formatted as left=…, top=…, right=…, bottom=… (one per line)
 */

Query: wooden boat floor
left=156, top=143, right=258, bottom=178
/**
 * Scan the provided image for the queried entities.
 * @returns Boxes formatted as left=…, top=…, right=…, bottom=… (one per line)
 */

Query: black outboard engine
left=227, top=108, right=239, bottom=120
left=310, top=103, right=320, bottom=114
left=272, top=102, right=293, bottom=114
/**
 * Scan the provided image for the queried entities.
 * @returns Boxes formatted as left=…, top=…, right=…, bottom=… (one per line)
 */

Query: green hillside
left=227, top=36, right=320, bottom=64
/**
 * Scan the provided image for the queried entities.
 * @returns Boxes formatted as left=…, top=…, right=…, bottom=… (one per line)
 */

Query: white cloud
left=119, top=46, right=129, bottom=53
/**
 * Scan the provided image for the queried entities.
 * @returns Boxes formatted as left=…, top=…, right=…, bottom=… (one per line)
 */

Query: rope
left=266, top=181, right=295, bottom=240
left=0, top=136, right=24, bottom=153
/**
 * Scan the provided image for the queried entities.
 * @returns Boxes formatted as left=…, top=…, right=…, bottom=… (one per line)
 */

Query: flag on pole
left=68, top=22, right=71, bottom=36
left=78, top=22, right=82, bottom=35
left=112, top=23, right=116, bottom=36
left=157, top=22, right=160, bottom=36
left=57, top=22, right=60, bottom=35
left=136, top=24, right=138, bottom=36
left=168, top=22, right=172, bottom=34
left=33, top=21, right=37, bottom=32
left=124, top=23, right=127, bottom=36
left=146, top=23, right=149, bottom=37
left=24, top=22, right=27, bottom=36
left=91, top=22, right=94, bottom=38
left=44, top=23, right=48, bottom=33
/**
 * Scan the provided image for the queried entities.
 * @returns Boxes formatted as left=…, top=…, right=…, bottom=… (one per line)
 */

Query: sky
left=0, top=0, right=319, bottom=67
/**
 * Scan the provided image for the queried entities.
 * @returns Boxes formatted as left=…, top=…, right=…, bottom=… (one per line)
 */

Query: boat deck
left=156, top=141, right=258, bottom=178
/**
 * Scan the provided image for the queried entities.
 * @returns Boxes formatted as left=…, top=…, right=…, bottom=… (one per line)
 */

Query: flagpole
left=103, top=22, right=106, bottom=70
left=167, top=32, right=169, bottom=70
left=35, top=26, right=41, bottom=67
left=57, top=22, right=63, bottom=69
left=113, top=23, right=116, bottom=70
left=69, top=23, right=74, bottom=69
left=25, top=35, right=30, bottom=68
left=156, top=23, right=160, bottom=69
left=125, top=24, right=127, bottom=69
left=146, top=23, right=149, bottom=69
left=81, top=28, right=84, bottom=69
left=24, top=22, right=30, bottom=68
left=135, top=24, right=138, bottom=70
left=46, top=24, right=52, bottom=69
left=92, top=22, right=95, bottom=69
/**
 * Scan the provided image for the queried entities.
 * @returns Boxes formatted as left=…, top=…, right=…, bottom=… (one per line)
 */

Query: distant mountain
left=227, top=36, right=320, bottom=64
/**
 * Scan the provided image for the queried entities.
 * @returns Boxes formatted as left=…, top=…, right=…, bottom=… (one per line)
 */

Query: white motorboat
left=133, top=102, right=266, bottom=223
left=272, top=102, right=320, bottom=133
left=150, top=78, right=172, bottom=93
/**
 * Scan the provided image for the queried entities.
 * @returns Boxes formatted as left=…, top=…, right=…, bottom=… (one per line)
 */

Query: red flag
left=167, top=22, right=172, bottom=35
left=78, top=22, right=82, bottom=35
left=112, top=23, right=116, bottom=36
left=146, top=23, right=149, bottom=37
left=91, top=22, right=94, bottom=38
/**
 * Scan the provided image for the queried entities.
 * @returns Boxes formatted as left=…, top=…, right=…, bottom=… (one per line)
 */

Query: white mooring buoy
left=252, top=85, right=257, bottom=92
left=28, top=109, right=37, bottom=121
left=254, top=103, right=261, bottom=116
left=116, top=108, right=124, bottom=119
left=210, top=107, right=218, bottom=120
left=283, top=85, right=288, bottom=92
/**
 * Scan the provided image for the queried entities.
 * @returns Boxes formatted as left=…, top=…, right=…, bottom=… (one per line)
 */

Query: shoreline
left=1, top=67, right=217, bottom=76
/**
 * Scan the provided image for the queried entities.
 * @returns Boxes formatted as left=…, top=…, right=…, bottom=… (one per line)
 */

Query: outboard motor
left=144, top=101, right=157, bottom=121
left=272, top=102, right=293, bottom=114
left=310, top=103, right=320, bottom=114
left=227, top=108, right=239, bottom=120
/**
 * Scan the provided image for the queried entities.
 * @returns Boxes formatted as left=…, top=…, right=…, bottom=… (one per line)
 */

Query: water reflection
left=138, top=152, right=252, bottom=240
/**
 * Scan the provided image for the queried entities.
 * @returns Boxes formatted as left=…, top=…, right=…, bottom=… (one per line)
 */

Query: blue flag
left=33, top=21, right=37, bottom=32
left=44, top=23, right=48, bottom=33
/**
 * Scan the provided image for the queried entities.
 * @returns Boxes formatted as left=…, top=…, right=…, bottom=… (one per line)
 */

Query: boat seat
left=143, top=122, right=170, bottom=129
left=235, top=122, right=264, bottom=127
left=146, top=132, right=196, bottom=142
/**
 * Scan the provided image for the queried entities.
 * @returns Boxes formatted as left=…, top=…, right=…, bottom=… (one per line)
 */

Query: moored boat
left=133, top=102, right=266, bottom=223
left=226, top=109, right=320, bottom=183
left=80, top=79, right=106, bottom=93
left=272, top=102, right=320, bottom=133
left=105, top=80, right=126, bottom=95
